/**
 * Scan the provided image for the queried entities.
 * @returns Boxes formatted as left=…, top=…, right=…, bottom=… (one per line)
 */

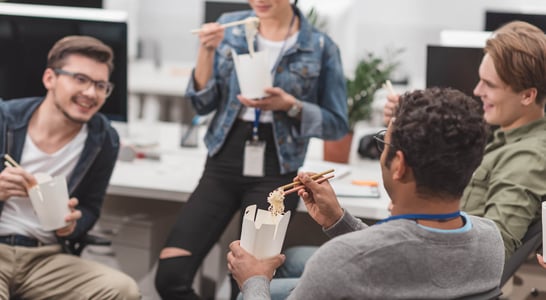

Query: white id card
left=243, top=140, right=265, bottom=177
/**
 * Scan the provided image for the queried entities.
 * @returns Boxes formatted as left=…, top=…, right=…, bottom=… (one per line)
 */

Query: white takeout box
left=240, top=204, right=291, bottom=259
left=231, top=50, right=272, bottom=99
left=28, top=174, right=70, bottom=231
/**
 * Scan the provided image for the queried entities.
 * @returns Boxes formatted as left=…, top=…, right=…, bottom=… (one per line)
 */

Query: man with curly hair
left=384, top=21, right=546, bottom=260
left=227, top=87, right=504, bottom=299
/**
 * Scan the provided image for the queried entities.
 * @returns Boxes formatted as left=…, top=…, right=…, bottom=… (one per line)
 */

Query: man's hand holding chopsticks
left=0, top=162, right=37, bottom=200
left=296, top=172, right=344, bottom=229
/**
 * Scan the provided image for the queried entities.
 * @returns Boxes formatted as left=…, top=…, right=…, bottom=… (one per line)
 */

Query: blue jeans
left=237, top=246, right=318, bottom=300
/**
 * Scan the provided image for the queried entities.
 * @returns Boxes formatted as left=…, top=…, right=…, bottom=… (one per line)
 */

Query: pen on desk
left=351, top=180, right=379, bottom=187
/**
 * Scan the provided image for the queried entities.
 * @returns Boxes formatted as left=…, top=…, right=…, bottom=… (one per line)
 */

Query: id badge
left=243, top=140, right=266, bottom=177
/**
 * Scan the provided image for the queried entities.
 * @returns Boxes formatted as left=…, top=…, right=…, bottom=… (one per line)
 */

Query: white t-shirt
left=0, top=125, right=88, bottom=244
left=238, top=32, right=299, bottom=123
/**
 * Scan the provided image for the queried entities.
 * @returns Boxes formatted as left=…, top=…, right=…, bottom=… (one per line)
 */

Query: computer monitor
left=0, top=3, right=128, bottom=121
left=5, top=0, right=103, bottom=8
left=426, top=45, right=484, bottom=100
left=485, top=10, right=546, bottom=32
left=204, top=1, right=250, bottom=23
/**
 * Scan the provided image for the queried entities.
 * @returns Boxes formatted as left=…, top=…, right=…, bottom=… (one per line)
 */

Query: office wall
left=107, top=0, right=546, bottom=88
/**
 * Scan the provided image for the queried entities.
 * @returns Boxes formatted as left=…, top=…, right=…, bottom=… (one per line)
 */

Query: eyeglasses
left=373, top=129, right=395, bottom=153
left=54, top=68, right=114, bottom=97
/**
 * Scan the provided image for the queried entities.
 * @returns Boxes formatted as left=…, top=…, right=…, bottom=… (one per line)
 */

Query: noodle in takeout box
left=240, top=169, right=335, bottom=259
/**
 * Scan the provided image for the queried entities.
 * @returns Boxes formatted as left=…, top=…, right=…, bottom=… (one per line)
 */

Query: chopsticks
left=284, top=174, right=335, bottom=195
left=382, top=80, right=395, bottom=95
left=191, top=17, right=260, bottom=34
left=278, top=168, right=335, bottom=195
left=4, top=154, right=22, bottom=169
left=4, top=154, right=38, bottom=189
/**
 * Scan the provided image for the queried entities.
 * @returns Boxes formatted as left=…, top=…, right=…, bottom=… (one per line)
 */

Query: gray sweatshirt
left=242, top=211, right=504, bottom=299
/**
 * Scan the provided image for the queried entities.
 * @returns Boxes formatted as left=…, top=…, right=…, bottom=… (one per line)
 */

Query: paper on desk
left=330, top=181, right=380, bottom=198
left=231, top=49, right=272, bottom=99
left=240, top=205, right=291, bottom=259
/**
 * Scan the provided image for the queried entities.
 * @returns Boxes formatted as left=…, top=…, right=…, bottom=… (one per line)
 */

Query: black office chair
left=62, top=234, right=112, bottom=256
left=500, top=221, right=543, bottom=288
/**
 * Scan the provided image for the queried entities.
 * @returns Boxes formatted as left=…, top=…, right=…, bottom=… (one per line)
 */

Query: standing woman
left=155, top=0, right=348, bottom=298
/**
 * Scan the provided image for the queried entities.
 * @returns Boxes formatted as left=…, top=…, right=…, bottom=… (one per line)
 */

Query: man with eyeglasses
left=384, top=21, right=546, bottom=262
left=227, top=88, right=504, bottom=299
left=0, top=36, right=140, bottom=299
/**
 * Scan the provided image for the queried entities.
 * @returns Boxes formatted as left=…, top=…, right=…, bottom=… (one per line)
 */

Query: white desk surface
left=108, top=122, right=390, bottom=220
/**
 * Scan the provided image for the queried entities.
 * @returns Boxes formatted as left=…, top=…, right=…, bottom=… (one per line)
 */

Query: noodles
left=267, top=188, right=285, bottom=216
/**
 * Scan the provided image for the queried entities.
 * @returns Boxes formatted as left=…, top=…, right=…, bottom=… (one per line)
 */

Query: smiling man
left=383, top=21, right=546, bottom=261
left=0, top=36, right=139, bottom=299
left=459, top=21, right=546, bottom=260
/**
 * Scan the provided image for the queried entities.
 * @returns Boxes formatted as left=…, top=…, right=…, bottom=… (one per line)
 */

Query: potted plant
left=324, top=51, right=400, bottom=163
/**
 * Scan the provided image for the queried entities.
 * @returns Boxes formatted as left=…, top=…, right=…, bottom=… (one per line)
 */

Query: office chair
left=62, top=233, right=112, bottom=256
left=500, top=221, right=543, bottom=288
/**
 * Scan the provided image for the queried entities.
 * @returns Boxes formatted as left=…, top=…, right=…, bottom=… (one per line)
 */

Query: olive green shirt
left=461, top=117, right=546, bottom=260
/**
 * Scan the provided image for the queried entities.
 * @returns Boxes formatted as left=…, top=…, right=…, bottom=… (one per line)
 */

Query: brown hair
left=485, top=21, right=546, bottom=105
left=47, top=35, right=114, bottom=73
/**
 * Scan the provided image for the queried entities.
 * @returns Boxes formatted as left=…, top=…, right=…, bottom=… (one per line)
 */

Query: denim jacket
left=0, top=97, right=119, bottom=241
left=186, top=5, right=348, bottom=174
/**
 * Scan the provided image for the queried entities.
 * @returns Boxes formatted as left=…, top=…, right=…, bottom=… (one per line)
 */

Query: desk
left=108, top=121, right=391, bottom=220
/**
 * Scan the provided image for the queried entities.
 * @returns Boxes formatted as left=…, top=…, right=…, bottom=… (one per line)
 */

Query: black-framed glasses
left=373, top=129, right=395, bottom=153
left=54, top=68, right=114, bottom=97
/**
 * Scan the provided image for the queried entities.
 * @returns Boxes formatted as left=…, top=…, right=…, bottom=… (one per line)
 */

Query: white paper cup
left=28, top=175, right=71, bottom=231
left=232, top=50, right=272, bottom=99
left=240, top=204, right=291, bottom=259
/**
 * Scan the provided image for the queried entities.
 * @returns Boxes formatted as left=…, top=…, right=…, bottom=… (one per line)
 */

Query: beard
left=54, top=96, right=94, bottom=124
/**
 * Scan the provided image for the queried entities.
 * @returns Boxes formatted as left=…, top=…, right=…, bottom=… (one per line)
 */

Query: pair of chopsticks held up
left=279, top=169, right=335, bottom=195
left=4, top=154, right=36, bottom=189
left=4, top=154, right=22, bottom=169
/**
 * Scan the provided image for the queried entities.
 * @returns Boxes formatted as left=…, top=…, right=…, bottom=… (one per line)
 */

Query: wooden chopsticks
left=382, top=80, right=395, bottom=95
left=279, top=169, right=335, bottom=195
left=283, top=174, right=335, bottom=195
left=4, top=154, right=38, bottom=189
left=191, top=17, right=260, bottom=34
left=4, top=154, right=22, bottom=169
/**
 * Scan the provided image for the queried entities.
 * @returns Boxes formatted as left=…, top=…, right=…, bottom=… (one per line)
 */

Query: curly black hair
left=385, top=87, right=488, bottom=199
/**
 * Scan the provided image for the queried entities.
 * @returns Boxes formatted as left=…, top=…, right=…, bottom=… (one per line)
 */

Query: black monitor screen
left=426, top=45, right=484, bottom=100
left=485, top=11, right=546, bottom=32
left=0, top=6, right=127, bottom=121
left=5, top=0, right=102, bottom=8
left=204, top=1, right=250, bottom=23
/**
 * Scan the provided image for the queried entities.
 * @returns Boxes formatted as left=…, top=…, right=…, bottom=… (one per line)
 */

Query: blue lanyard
left=376, top=211, right=461, bottom=225
left=252, top=9, right=297, bottom=141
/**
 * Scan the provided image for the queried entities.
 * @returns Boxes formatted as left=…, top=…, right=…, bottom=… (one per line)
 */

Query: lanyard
left=376, top=211, right=461, bottom=225
left=252, top=9, right=297, bottom=141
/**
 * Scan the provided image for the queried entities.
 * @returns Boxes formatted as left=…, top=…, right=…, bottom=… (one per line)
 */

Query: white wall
left=107, top=0, right=546, bottom=88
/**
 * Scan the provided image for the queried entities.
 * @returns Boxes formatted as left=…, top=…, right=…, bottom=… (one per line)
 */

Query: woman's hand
left=197, top=22, right=225, bottom=52
left=237, top=87, right=297, bottom=112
